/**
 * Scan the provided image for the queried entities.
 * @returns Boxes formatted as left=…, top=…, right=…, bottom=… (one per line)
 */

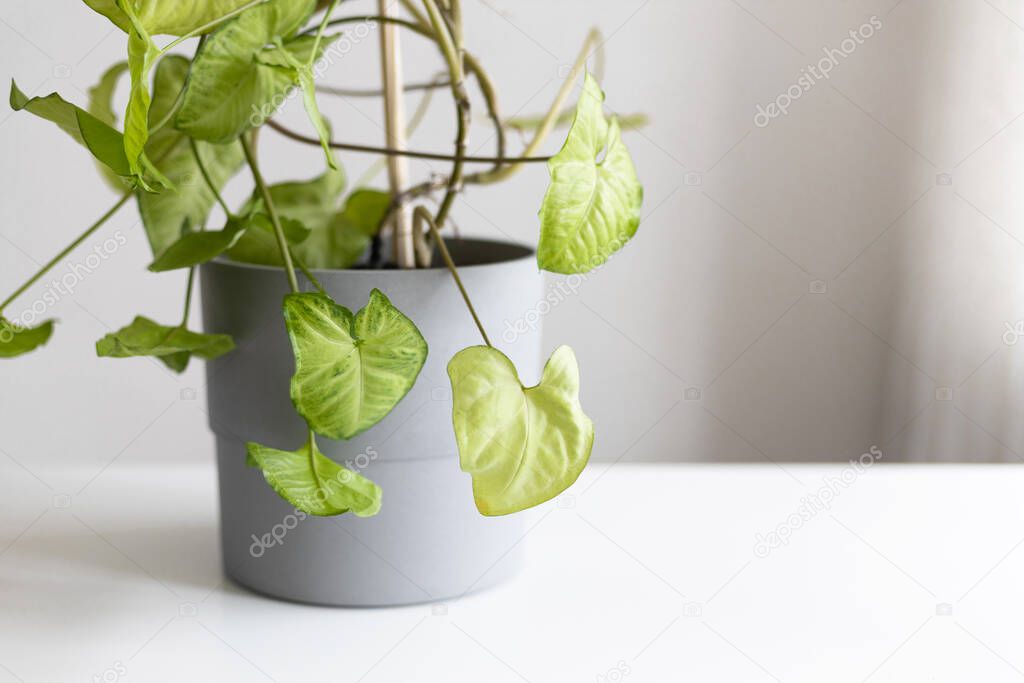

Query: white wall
left=3, top=0, right=1024, bottom=488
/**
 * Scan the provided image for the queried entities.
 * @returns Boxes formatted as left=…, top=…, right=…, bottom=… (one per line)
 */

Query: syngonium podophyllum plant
left=1, top=0, right=644, bottom=517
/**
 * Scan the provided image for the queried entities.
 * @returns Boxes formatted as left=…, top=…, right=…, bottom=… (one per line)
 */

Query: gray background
left=3, top=0, right=1024, bottom=484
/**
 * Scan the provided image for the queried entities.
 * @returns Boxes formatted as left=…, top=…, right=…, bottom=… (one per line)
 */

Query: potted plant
left=2, top=0, right=643, bottom=605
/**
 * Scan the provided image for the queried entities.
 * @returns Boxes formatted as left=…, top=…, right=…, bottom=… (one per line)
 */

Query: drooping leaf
left=246, top=438, right=382, bottom=516
left=175, top=0, right=317, bottom=143
left=148, top=217, right=249, bottom=271
left=149, top=213, right=308, bottom=271
left=448, top=345, right=594, bottom=516
left=137, top=55, right=245, bottom=256
left=537, top=72, right=643, bottom=274
left=87, top=61, right=129, bottom=128
left=257, top=34, right=339, bottom=168
left=84, top=0, right=261, bottom=37
left=284, top=290, right=427, bottom=440
left=87, top=61, right=133, bottom=191
left=9, top=81, right=132, bottom=178
left=120, top=6, right=161, bottom=183
left=96, top=316, right=234, bottom=372
left=0, top=319, right=55, bottom=359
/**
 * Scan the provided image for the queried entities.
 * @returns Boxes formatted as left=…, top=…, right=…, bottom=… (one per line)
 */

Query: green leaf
left=87, top=61, right=133, bottom=191
left=9, top=80, right=132, bottom=178
left=0, top=319, right=55, bottom=359
left=258, top=34, right=339, bottom=169
left=96, top=315, right=234, bottom=372
left=227, top=171, right=381, bottom=269
left=175, top=0, right=317, bottom=143
left=138, top=55, right=245, bottom=256
left=84, top=0, right=263, bottom=36
left=148, top=217, right=249, bottom=271
left=87, top=61, right=129, bottom=127
left=537, top=72, right=643, bottom=275
left=246, top=438, right=382, bottom=516
left=120, top=6, right=161, bottom=182
left=284, top=290, right=427, bottom=440
left=149, top=212, right=307, bottom=271
left=448, top=345, right=594, bottom=516
left=220, top=212, right=310, bottom=265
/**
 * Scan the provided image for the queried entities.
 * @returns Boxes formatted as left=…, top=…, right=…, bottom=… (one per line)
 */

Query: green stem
left=264, top=119, right=546, bottom=163
left=422, top=0, right=468, bottom=228
left=0, top=191, right=132, bottom=313
left=240, top=136, right=299, bottom=293
left=309, top=0, right=340, bottom=64
left=181, top=267, right=197, bottom=326
left=290, top=250, right=327, bottom=296
left=474, top=28, right=600, bottom=184
left=414, top=206, right=490, bottom=347
left=189, top=138, right=232, bottom=216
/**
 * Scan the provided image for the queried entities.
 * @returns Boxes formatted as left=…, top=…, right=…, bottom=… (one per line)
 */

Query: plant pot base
left=216, top=436, right=526, bottom=607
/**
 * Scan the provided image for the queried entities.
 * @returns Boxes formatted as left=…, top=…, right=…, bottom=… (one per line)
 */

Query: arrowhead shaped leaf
left=246, top=438, right=382, bottom=516
left=137, top=55, right=245, bottom=256
left=175, top=0, right=317, bottom=143
left=257, top=34, right=339, bottom=168
left=285, top=290, right=427, bottom=440
left=0, top=319, right=55, bottom=359
left=9, top=80, right=133, bottom=178
left=448, top=345, right=594, bottom=516
left=96, top=316, right=234, bottom=373
left=537, top=72, right=643, bottom=274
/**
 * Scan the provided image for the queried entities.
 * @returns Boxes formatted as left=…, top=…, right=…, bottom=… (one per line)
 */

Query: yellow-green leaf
left=448, top=345, right=594, bottom=516
left=537, top=72, right=643, bottom=274
left=96, top=315, right=234, bottom=373
left=285, top=290, right=427, bottom=440
left=175, top=0, right=316, bottom=143
left=246, top=438, right=382, bottom=517
left=0, top=319, right=55, bottom=359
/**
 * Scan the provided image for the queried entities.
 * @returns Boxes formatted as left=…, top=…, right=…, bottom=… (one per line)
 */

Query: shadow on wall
left=700, top=5, right=1024, bottom=463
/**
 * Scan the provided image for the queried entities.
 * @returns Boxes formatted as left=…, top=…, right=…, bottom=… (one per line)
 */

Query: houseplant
left=2, top=0, right=643, bottom=604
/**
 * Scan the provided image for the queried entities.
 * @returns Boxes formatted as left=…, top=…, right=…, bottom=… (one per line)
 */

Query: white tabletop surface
left=2, top=459, right=1023, bottom=682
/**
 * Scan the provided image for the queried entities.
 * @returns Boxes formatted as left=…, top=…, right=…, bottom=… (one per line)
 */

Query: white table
left=2, top=460, right=1023, bottom=682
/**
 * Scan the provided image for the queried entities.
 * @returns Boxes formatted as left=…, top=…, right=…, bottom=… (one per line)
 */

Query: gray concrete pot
left=200, top=239, right=543, bottom=606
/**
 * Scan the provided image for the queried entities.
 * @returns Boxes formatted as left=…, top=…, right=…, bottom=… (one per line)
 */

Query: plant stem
left=414, top=207, right=490, bottom=347
left=353, top=71, right=446, bottom=188
left=264, top=119, right=546, bottom=164
left=474, top=28, right=601, bottom=184
left=319, top=15, right=431, bottom=39
left=309, top=0, right=340, bottom=65
left=316, top=79, right=448, bottom=97
left=0, top=191, right=132, bottom=313
left=181, top=267, right=197, bottom=326
left=240, top=136, right=299, bottom=293
left=189, top=138, right=232, bottom=216
left=290, top=250, right=327, bottom=296
left=422, top=0, right=469, bottom=228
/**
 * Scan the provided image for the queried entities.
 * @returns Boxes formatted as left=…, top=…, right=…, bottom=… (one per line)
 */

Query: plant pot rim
left=209, top=237, right=535, bottom=276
